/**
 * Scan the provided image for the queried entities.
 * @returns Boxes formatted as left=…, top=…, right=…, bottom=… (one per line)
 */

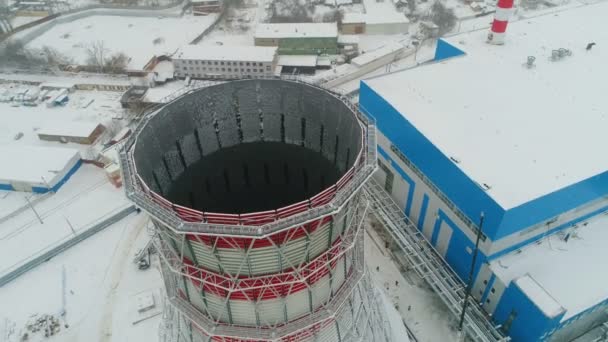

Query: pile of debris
left=21, top=314, right=66, bottom=341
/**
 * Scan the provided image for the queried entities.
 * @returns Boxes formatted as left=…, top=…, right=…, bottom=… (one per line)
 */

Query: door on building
left=435, top=221, right=453, bottom=257
left=503, top=310, right=517, bottom=334
left=377, top=160, right=394, bottom=194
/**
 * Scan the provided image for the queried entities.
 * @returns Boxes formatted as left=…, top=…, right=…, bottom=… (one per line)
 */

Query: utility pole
left=25, top=195, right=43, bottom=224
left=458, top=212, right=485, bottom=333
left=64, top=215, right=77, bottom=236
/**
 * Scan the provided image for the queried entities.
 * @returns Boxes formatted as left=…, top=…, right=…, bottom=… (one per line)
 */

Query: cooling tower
left=120, top=79, right=389, bottom=342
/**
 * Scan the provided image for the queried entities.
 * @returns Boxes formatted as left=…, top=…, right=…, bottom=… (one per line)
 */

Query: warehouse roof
left=175, top=45, right=278, bottom=62
left=0, top=145, right=80, bottom=185
left=277, top=55, right=318, bottom=67
left=364, top=2, right=608, bottom=209
left=255, top=23, right=338, bottom=39
left=38, top=121, right=103, bottom=139
left=490, top=210, right=608, bottom=320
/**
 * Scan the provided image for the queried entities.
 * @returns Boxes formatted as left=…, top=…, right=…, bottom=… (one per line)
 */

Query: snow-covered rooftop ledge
left=490, top=210, right=608, bottom=320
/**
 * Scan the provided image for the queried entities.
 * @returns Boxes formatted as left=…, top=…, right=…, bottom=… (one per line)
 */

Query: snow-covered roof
left=277, top=55, right=318, bottom=67
left=362, top=0, right=409, bottom=25
left=342, top=12, right=366, bottom=24
left=175, top=45, right=277, bottom=62
left=0, top=145, right=80, bottom=185
left=514, top=275, right=564, bottom=319
left=352, top=42, right=403, bottom=67
left=490, top=210, right=608, bottom=320
left=38, top=121, right=103, bottom=138
left=338, top=34, right=360, bottom=45
left=255, top=23, right=338, bottom=39
left=364, top=2, right=608, bottom=209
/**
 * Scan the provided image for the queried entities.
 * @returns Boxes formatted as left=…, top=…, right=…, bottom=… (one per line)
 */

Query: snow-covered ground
left=0, top=214, right=163, bottom=342
left=9, top=15, right=44, bottom=29
left=0, top=164, right=132, bottom=277
left=26, top=14, right=218, bottom=69
left=0, top=83, right=124, bottom=149
left=365, top=219, right=460, bottom=342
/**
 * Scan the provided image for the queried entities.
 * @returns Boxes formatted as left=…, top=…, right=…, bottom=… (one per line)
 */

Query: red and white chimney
left=487, top=0, right=514, bottom=45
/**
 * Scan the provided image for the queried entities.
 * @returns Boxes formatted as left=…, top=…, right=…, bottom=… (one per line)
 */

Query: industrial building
left=359, top=2, right=608, bottom=341
left=340, top=12, right=409, bottom=35
left=191, top=0, right=222, bottom=15
left=254, top=23, right=339, bottom=55
left=0, top=145, right=81, bottom=193
left=173, top=45, right=278, bottom=79
left=120, top=79, right=391, bottom=342
left=37, top=121, right=106, bottom=145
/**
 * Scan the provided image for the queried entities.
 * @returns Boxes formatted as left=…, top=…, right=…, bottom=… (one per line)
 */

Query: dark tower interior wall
left=133, top=80, right=362, bottom=213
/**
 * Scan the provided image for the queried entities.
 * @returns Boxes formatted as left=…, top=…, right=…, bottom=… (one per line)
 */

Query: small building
left=338, top=34, right=360, bottom=59
left=276, top=55, right=318, bottom=75
left=254, top=23, right=339, bottom=55
left=0, top=145, right=81, bottom=193
left=340, top=12, right=409, bottom=35
left=173, top=45, right=278, bottom=79
left=38, top=121, right=106, bottom=145
left=191, top=0, right=222, bottom=15
left=364, top=14, right=409, bottom=35
left=120, top=86, right=148, bottom=109
left=340, top=13, right=366, bottom=34
left=39, top=82, right=76, bottom=93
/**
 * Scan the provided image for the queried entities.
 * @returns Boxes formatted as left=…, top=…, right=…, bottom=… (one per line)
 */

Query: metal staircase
left=364, top=178, right=509, bottom=342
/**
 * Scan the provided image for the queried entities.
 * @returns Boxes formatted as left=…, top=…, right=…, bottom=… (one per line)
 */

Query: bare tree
left=270, top=0, right=312, bottom=23
left=105, top=52, right=129, bottom=72
left=426, top=1, right=456, bottom=35
left=321, top=9, right=343, bottom=24
left=85, top=40, right=109, bottom=72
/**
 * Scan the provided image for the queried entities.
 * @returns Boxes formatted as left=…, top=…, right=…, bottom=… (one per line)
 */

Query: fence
left=0, top=205, right=136, bottom=287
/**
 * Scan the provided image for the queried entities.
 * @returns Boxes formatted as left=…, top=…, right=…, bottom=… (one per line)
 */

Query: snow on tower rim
left=120, top=78, right=377, bottom=234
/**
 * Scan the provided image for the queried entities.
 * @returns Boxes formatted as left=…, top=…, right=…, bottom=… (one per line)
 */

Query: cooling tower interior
left=133, top=79, right=363, bottom=214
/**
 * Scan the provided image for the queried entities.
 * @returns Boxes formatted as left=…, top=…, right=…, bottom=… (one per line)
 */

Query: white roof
left=0, top=145, right=80, bottom=185
left=277, top=55, right=318, bottom=67
left=175, top=45, right=277, bottom=62
left=364, top=2, right=608, bottom=209
left=342, top=12, right=366, bottom=24
left=38, top=121, right=103, bottom=138
left=362, top=0, right=410, bottom=25
left=338, top=34, right=360, bottom=45
left=255, top=23, right=338, bottom=39
left=514, top=275, right=564, bottom=319
left=352, top=42, right=403, bottom=67
left=490, top=210, right=608, bottom=320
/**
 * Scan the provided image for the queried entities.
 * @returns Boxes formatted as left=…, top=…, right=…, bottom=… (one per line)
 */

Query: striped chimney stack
left=488, top=0, right=514, bottom=45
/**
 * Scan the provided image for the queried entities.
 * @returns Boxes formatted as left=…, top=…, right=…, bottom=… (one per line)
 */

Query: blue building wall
left=1, top=159, right=82, bottom=194
left=434, top=38, right=466, bottom=61
left=0, top=183, right=14, bottom=191
left=361, top=78, right=608, bottom=241
left=493, top=282, right=565, bottom=341
left=362, top=39, right=608, bottom=342
left=496, top=170, right=608, bottom=239
left=360, top=82, right=506, bottom=239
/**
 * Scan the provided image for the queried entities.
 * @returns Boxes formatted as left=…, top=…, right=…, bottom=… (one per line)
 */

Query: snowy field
left=0, top=214, right=163, bottom=342
left=0, top=83, right=124, bottom=150
left=365, top=220, right=460, bottom=341
left=26, top=14, right=218, bottom=69
left=0, top=165, right=132, bottom=277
